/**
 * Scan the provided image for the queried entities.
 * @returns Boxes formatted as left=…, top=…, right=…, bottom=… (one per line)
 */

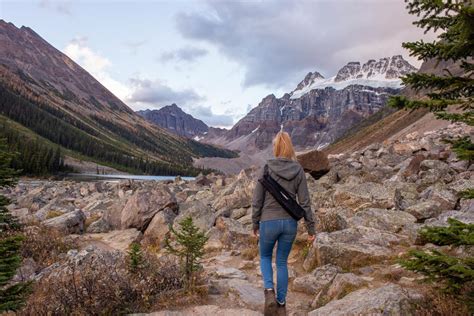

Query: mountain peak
left=295, top=71, right=325, bottom=91
left=335, top=55, right=417, bottom=82
left=291, top=55, right=417, bottom=99
left=137, top=105, right=208, bottom=138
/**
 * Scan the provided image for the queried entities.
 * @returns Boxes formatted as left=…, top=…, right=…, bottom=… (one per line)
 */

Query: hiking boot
left=264, top=289, right=278, bottom=316
left=276, top=302, right=287, bottom=316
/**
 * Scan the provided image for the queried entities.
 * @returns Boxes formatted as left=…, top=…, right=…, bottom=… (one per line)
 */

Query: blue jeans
left=259, top=218, right=297, bottom=304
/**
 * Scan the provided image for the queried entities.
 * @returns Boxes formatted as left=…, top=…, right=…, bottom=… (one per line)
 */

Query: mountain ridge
left=200, top=55, right=418, bottom=152
left=0, top=20, right=236, bottom=175
left=137, top=104, right=209, bottom=139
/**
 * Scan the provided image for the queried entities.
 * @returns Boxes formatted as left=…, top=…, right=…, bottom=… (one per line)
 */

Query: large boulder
left=143, top=207, right=177, bottom=247
left=174, top=201, right=215, bottom=232
left=204, top=217, right=253, bottom=252
left=297, top=150, right=330, bottom=180
left=304, top=226, right=406, bottom=271
left=43, top=209, right=86, bottom=234
left=292, top=264, right=341, bottom=294
left=333, top=182, right=394, bottom=210
left=424, top=210, right=474, bottom=227
left=120, top=187, right=177, bottom=231
left=87, top=228, right=142, bottom=252
left=308, top=283, right=423, bottom=316
left=86, top=216, right=111, bottom=233
left=212, top=170, right=254, bottom=212
left=312, top=273, right=368, bottom=308
left=405, top=201, right=442, bottom=221
left=420, top=185, right=457, bottom=211
left=211, top=279, right=264, bottom=310
left=347, top=208, right=416, bottom=234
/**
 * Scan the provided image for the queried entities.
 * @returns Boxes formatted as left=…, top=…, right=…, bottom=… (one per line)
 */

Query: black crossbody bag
left=258, top=164, right=305, bottom=221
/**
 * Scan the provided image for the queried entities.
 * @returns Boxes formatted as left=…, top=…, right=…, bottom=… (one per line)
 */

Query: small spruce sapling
left=164, top=216, right=208, bottom=291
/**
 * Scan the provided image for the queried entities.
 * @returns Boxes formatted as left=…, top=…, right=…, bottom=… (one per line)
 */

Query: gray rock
left=449, top=160, right=469, bottom=173
left=304, top=226, right=406, bottom=271
left=214, top=216, right=253, bottom=249
left=293, top=264, right=341, bottom=294
left=231, top=207, right=249, bottom=220
left=175, top=201, right=215, bottom=232
left=312, top=273, right=368, bottom=308
left=333, top=182, right=394, bottom=210
left=43, top=209, right=86, bottom=234
left=308, top=283, right=423, bottom=316
left=213, top=279, right=264, bottom=310
left=420, top=185, right=457, bottom=211
left=143, top=305, right=262, bottom=316
left=215, top=267, right=247, bottom=280
left=449, top=178, right=474, bottom=195
left=347, top=208, right=416, bottom=234
left=143, top=207, right=177, bottom=246
left=120, top=187, right=177, bottom=231
left=424, top=210, right=474, bottom=227
left=88, top=229, right=142, bottom=252
left=405, top=201, right=442, bottom=220
left=86, top=216, right=111, bottom=233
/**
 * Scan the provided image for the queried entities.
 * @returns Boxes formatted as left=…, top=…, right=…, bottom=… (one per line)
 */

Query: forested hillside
left=0, top=21, right=236, bottom=176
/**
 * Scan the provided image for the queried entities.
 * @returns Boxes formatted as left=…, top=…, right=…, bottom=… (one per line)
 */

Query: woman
left=252, top=131, right=316, bottom=316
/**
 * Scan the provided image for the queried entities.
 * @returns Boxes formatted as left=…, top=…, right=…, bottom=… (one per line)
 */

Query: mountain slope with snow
left=291, top=55, right=417, bottom=99
left=201, top=55, right=418, bottom=154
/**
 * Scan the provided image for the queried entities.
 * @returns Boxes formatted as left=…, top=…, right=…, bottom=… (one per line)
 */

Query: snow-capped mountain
left=202, top=55, right=418, bottom=152
left=291, top=55, right=417, bottom=99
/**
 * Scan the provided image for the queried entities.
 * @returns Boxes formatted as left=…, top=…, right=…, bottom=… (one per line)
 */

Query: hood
left=267, top=158, right=302, bottom=181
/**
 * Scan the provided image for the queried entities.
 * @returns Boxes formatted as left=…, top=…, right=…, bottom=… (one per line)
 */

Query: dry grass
left=45, top=210, right=64, bottom=219
left=408, top=284, right=472, bottom=316
left=241, top=243, right=259, bottom=260
left=21, top=251, right=194, bottom=315
left=21, top=224, right=76, bottom=268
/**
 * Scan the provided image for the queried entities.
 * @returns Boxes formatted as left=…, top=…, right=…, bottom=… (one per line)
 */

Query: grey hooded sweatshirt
left=252, top=158, right=316, bottom=236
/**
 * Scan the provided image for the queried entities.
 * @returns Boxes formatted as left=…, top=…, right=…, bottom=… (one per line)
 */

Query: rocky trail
left=3, top=122, right=473, bottom=315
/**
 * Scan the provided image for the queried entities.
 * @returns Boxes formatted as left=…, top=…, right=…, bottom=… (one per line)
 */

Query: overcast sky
left=1, top=0, right=435, bottom=128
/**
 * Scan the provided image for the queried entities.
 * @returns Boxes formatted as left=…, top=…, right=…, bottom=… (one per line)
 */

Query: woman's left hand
left=253, top=229, right=259, bottom=237
left=307, top=234, right=316, bottom=243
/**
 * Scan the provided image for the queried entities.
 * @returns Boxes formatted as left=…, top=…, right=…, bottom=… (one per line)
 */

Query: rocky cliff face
left=206, top=56, right=417, bottom=151
left=137, top=104, right=209, bottom=139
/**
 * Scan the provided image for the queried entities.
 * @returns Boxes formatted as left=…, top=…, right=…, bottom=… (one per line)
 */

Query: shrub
left=401, top=218, right=474, bottom=312
left=128, top=242, right=143, bottom=272
left=165, top=216, right=208, bottom=290
left=401, top=249, right=474, bottom=292
left=21, top=250, right=184, bottom=315
left=418, top=218, right=474, bottom=246
left=21, top=225, right=76, bottom=268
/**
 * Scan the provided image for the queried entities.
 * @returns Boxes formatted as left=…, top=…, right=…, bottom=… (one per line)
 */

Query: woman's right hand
left=307, top=234, right=315, bottom=243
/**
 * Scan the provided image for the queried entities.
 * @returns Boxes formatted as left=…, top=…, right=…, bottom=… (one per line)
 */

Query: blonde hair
left=273, top=131, right=297, bottom=160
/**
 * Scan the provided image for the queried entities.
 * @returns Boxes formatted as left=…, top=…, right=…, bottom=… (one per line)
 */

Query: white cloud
left=39, top=0, right=73, bottom=15
left=126, top=78, right=204, bottom=107
left=63, top=37, right=131, bottom=101
left=176, top=0, right=437, bottom=88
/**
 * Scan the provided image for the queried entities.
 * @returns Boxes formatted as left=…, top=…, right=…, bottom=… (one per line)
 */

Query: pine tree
left=389, top=0, right=474, bottom=162
left=164, top=217, right=208, bottom=290
left=0, top=138, right=30, bottom=311
left=392, top=2, right=474, bottom=311
left=128, top=242, right=143, bottom=273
